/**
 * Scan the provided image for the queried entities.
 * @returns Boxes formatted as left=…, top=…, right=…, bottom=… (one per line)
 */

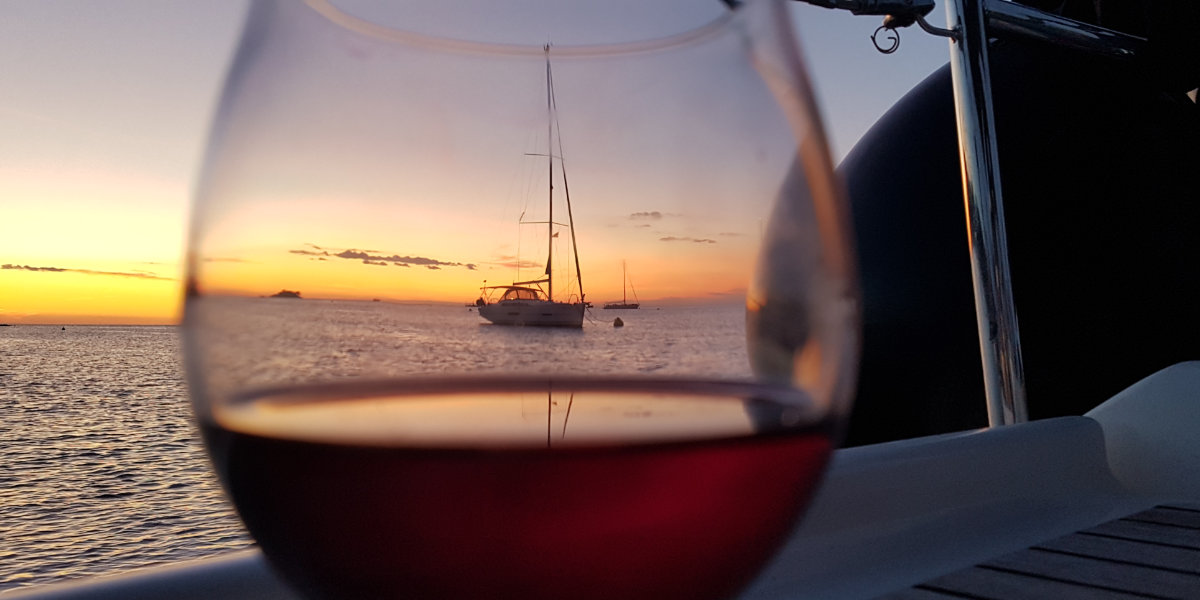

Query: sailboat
left=603, top=261, right=639, bottom=310
left=477, top=46, right=586, bottom=328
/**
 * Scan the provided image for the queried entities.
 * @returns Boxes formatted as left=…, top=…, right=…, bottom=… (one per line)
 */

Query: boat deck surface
left=881, top=504, right=1200, bottom=599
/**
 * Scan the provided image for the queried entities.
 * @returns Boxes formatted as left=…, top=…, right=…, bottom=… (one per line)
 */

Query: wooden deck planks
left=1036, top=533, right=1200, bottom=573
left=1122, top=506, right=1200, bottom=530
left=913, top=567, right=1156, bottom=599
left=882, top=506, right=1200, bottom=599
left=1083, top=519, right=1200, bottom=550
left=985, top=548, right=1199, bottom=597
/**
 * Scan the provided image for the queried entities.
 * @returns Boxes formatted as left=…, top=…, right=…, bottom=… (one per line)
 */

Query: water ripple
left=0, top=325, right=253, bottom=593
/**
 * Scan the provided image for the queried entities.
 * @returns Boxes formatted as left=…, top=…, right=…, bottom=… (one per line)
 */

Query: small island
left=269, top=290, right=302, bottom=299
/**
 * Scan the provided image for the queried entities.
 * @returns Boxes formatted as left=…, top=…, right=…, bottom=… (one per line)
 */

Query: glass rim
left=302, top=0, right=768, bottom=58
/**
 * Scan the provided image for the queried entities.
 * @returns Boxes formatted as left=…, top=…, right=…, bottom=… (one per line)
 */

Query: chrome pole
left=945, top=0, right=1028, bottom=425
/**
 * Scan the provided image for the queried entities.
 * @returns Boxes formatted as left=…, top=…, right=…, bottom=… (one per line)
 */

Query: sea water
left=0, top=325, right=247, bottom=592
left=0, top=301, right=749, bottom=593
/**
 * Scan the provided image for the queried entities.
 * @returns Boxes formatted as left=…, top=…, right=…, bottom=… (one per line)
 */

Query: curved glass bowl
left=184, top=1, right=858, bottom=598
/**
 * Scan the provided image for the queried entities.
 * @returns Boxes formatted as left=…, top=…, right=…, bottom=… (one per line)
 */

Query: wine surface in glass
left=202, top=378, right=832, bottom=600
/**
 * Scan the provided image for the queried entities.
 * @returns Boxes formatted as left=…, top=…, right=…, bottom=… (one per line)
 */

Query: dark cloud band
left=659, top=236, right=717, bottom=244
left=2, top=264, right=172, bottom=280
left=289, top=247, right=477, bottom=271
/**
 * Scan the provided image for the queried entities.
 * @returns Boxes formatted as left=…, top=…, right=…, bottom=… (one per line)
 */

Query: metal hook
left=916, top=14, right=959, bottom=39
left=872, top=25, right=901, bottom=53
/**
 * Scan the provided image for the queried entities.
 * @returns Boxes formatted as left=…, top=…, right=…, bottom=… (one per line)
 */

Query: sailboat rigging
left=603, top=261, right=640, bottom=310
left=477, top=45, right=586, bottom=328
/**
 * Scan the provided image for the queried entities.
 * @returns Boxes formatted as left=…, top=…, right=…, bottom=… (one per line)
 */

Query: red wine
left=202, top=379, right=833, bottom=600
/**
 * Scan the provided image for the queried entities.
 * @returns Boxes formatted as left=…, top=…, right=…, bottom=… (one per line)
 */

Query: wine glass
left=184, top=0, right=858, bottom=598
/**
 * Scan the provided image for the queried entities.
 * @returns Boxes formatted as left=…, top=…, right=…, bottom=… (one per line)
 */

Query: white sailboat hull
left=478, top=300, right=585, bottom=328
left=602, top=303, right=639, bottom=310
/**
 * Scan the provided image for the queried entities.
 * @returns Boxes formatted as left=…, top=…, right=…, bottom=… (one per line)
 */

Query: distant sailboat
left=603, top=261, right=640, bottom=310
left=477, top=46, right=586, bottom=328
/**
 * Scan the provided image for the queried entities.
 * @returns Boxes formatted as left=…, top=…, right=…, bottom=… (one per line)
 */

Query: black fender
left=840, top=37, right=1200, bottom=446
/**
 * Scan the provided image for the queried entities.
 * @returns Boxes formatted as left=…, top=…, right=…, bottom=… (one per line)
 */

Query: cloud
left=2, top=264, right=173, bottom=280
left=630, top=211, right=663, bottom=220
left=336, top=250, right=467, bottom=268
left=3, top=264, right=65, bottom=272
left=289, top=245, right=474, bottom=271
left=659, top=236, right=716, bottom=244
left=492, top=255, right=543, bottom=270
left=289, top=249, right=333, bottom=262
left=708, top=288, right=744, bottom=298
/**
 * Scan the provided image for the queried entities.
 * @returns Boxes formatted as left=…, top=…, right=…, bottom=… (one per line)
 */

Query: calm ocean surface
left=0, top=301, right=749, bottom=593
left=0, top=324, right=249, bottom=593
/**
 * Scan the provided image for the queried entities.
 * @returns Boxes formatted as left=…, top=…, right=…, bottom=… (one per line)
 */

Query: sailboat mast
left=623, top=261, right=627, bottom=303
left=544, top=44, right=554, bottom=302
left=549, top=52, right=584, bottom=304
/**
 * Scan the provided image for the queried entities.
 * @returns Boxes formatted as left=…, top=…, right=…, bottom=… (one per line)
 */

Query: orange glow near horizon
left=0, top=267, right=182, bottom=325
left=191, top=233, right=756, bottom=307
left=183, top=185, right=768, bottom=308
left=4, top=150, right=772, bottom=323
left=1, top=169, right=189, bottom=325
left=2, top=216, right=757, bottom=326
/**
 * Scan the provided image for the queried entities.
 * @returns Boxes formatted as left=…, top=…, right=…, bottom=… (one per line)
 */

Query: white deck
left=8, top=363, right=1200, bottom=600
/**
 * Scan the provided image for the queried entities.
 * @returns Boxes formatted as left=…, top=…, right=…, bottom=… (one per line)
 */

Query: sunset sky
left=0, top=1, right=948, bottom=325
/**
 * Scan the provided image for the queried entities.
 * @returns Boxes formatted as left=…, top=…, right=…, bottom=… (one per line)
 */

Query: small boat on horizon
left=603, top=261, right=640, bottom=310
